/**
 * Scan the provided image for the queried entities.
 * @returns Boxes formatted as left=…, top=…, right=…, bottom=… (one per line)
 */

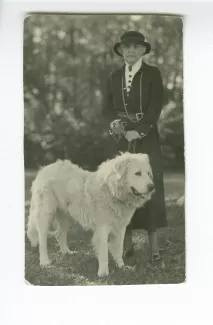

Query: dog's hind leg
left=37, top=211, right=54, bottom=267
left=27, top=215, right=38, bottom=247
left=27, top=195, right=39, bottom=247
left=36, top=189, right=55, bottom=267
left=93, top=226, right=110, bottom=277
left=109, top=227, right=126, bottom=268
left=55, top=217, right=76, bottom=255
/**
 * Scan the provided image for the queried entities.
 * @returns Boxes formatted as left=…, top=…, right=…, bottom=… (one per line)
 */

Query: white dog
left=27, top=152, right=154, bottom=277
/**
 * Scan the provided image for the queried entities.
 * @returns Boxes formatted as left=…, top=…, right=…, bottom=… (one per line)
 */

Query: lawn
left=25, top=170, right=185, bottom=286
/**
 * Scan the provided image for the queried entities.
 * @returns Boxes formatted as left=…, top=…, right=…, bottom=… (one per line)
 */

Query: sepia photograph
left=24, top=13, right=184, bottom=286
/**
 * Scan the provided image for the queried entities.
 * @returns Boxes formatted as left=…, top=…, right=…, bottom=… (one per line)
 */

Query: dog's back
left=34, top=160, right=85, bottom=185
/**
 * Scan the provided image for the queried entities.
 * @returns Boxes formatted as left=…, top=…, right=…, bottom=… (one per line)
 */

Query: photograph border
left=1, top=1, right=213, bottom=324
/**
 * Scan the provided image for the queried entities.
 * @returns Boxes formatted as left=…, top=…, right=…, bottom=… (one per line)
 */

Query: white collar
left=125, top=57, right=143, bottom=74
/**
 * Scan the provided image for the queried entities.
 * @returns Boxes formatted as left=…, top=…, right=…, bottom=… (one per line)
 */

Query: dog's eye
left=135, top=171, right=141, bottom=176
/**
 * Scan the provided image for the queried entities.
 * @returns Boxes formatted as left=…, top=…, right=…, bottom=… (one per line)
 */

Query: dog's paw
left=116, top=259, right=125, bottom=268
left=98, top=268, right=109, bottom=277
left=40, top=258, right=52, bottom=268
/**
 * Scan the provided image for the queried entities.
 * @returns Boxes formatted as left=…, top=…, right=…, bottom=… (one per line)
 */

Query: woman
left=103, top=31, right=167, bottom=262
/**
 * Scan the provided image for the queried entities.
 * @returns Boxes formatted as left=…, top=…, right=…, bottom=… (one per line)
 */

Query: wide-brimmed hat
left=113, top=31, right=151, bottom=57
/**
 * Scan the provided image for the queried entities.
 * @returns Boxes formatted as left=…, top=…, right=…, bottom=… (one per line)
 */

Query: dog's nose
left=148, top=183, right=154, bottom=191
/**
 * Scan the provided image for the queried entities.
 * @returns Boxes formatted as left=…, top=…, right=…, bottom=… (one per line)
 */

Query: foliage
left=24, top=14, right=183, bottom=169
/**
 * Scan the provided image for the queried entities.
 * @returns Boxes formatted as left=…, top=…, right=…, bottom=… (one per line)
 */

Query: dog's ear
left=97, top=152, right=131, bottom=181
left=114, top=153, right=131, bottom=180
left=97, top=153, right=131, bottom=196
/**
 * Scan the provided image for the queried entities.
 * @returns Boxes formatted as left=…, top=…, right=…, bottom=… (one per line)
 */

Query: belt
left=117, top=111, right=144, bottom=122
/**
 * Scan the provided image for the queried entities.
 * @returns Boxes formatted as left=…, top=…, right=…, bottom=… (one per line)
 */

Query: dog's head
left=97, top=152, right=154, bottom=207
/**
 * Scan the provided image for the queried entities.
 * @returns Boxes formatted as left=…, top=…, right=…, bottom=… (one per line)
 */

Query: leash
left=109, top=119, right=138, bottom=153
left=127, top=139, right=136, bottom=153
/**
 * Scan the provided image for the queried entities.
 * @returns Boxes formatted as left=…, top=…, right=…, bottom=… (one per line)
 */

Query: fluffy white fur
left=27, top=152, right=154, bottom=277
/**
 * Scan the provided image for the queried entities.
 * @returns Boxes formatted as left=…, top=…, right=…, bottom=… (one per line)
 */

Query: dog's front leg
left=109, top=227, right=126, bottom=268
left=93, top=226, right=110, bottom=277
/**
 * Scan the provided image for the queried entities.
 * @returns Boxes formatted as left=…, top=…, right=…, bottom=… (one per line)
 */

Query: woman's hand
left=125, top=130, right=141, bottom=142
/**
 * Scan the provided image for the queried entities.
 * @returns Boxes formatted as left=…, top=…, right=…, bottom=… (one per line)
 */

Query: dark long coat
left=103, top=62, right=167, bottom=232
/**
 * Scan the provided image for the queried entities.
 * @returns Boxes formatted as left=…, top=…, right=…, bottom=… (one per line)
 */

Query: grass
left=25, top=170, right=185, bottom=286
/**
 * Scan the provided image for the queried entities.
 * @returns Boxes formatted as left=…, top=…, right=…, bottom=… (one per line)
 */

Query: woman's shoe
left=152, top=252, right=161, bottom=262
left=151, top=253, right=165, bottom=270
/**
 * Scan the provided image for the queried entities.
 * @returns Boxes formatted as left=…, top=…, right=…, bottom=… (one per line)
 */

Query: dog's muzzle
left=131, top=185, right=155, bottom=198
left=147, top=183, right=154, bottom=192
left=131, top=187, right=145, bottom=198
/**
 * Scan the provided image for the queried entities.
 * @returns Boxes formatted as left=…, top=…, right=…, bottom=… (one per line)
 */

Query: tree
left=24, top=14, right=183, bottom=170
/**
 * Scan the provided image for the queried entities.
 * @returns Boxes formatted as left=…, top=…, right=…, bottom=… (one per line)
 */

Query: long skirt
left=114, top=127, right=167, bottom=232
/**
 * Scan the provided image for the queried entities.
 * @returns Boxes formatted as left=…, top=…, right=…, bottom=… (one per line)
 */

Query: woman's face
left=120, top=43, right=146, bottom=65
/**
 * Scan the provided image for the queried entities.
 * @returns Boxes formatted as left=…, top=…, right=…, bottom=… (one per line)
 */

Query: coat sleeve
left=134, top=67, right=163, bottom=135
left=102, top=72, right=117, bottom=122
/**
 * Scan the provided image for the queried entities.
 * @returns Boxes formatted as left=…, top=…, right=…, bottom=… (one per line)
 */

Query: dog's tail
left=26, top=187, right=39, bottom=247
left=27, top=214, right=39, bottom=247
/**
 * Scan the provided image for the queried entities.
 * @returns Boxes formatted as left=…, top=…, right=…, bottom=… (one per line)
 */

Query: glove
left=125, top=130, right=141, bottom=142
